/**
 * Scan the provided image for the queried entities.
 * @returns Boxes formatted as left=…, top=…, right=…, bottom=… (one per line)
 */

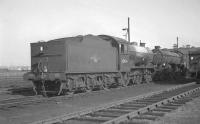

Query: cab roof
left=98, top=35, right=129, bottom=44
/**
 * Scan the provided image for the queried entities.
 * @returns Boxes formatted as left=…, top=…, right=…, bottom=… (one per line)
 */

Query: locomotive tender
left=24, top=34, right=184, bottom=96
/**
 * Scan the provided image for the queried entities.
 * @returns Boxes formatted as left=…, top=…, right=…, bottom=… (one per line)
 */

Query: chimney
left=131, top=42, right=138, bottom=46
left=140, top=43, right=146, bottom=47
left=155, top=46, right=160, bottom=50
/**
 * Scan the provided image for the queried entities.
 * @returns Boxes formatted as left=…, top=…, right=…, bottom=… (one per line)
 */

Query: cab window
left=120, top=44, right=128, bottom=53
left=124, top=45, right=128, bottom=53
left=120, top=44, right=125, bottom=53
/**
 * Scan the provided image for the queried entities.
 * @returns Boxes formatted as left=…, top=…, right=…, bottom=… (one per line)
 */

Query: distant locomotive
left=152, top=47, right=181, bottom=66
left=151, top=46, right=185, bottom=81
left=188, top=50, right=200, bottom=79
left=24, top=35, right=184, bottom=96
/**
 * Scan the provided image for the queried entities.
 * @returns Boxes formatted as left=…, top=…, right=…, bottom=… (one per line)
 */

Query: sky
left=0, top=0, right=200, bottom=66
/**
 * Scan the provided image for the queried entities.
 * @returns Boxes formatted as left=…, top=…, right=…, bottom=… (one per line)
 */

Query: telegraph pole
left=177, top=36, right=179, bottom=48
left=128, top=17, right=130, bottom=42
left=122, top=17, right=131, bottom=42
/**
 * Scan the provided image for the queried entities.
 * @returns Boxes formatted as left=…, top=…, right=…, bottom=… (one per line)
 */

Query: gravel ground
left=0, top=82, right=33, bottom=100
left=0, top=83, right=179, bottom=124
left=154, top=96, right=200, bottom=124
left=0, top=71, right=33, bottom=100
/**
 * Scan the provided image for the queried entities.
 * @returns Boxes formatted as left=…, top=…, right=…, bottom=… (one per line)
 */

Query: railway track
left=29, top=82, right=200, bottom=124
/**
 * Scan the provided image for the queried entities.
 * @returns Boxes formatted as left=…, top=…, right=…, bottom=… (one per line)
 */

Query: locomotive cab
left=118, top=40, right=154, bottom=85
left=119, top=43, right=130, bottom=71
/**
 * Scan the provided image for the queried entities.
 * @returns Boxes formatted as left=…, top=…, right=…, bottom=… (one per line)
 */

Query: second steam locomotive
left=24, top=34, right=185, bottom=96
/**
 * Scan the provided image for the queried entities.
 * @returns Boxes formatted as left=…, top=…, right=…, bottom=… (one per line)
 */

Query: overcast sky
left=0, top=0, right=200, bottom=66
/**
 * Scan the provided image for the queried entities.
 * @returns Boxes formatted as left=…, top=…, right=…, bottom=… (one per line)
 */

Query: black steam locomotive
left=188, top=50, right=200, bottom=79
left=24, top=35, right=185, bottom=96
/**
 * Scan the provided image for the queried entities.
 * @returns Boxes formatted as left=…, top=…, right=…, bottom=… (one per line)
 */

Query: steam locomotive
left=24, top=35, right=185, bottom=96
left=188, top=50, right=200, bottom=79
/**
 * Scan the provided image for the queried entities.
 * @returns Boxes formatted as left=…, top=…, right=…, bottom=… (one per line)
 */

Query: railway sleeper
left=120, top=103, right=147, bottom=108
left=131, top=115, right=157, bottom=121
left=126, top=101, right=149, bottom=106
left=146, top=94, right=169, bottom=98
left=172, top=99, right=192, bottom=104
left=112, top=106, right=141, bottom=110
left=100, top=108, right=133, bottom=113
left=142, top=111, right=166, bottom=117
left=162, top=103, right=182, bottom=107
left=133, top=101, right=156, bottom=105
left=178, top=95, right=194, bottom=99
left=155, top=106, right=177, bottom=110
left=153, top=108, right=173, bottom=112
left=161, top=92, right=179, bottom=97
left=168, top=102, right=185, bottom=106
left=190, top=93, right=200, bottom=98
left=119, top=119, right=150, bottom=124
left=141, top=97, right=166, bottom=101
left=89, top=111, right=123, bottom=118
left=70, top=116, right=111, bottom=123
left=136, top=99, right=161, bottom=103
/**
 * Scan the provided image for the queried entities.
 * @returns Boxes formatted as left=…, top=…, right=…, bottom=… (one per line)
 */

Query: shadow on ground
left=154, top=78, right=197, bottom=84
left=7, top=87, right=35, bottom=96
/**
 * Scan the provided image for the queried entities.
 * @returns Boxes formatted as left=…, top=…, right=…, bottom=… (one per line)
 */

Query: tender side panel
left=67, top=35, right=118, bottom=73
left=31, top=41, right=66, bottom=73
